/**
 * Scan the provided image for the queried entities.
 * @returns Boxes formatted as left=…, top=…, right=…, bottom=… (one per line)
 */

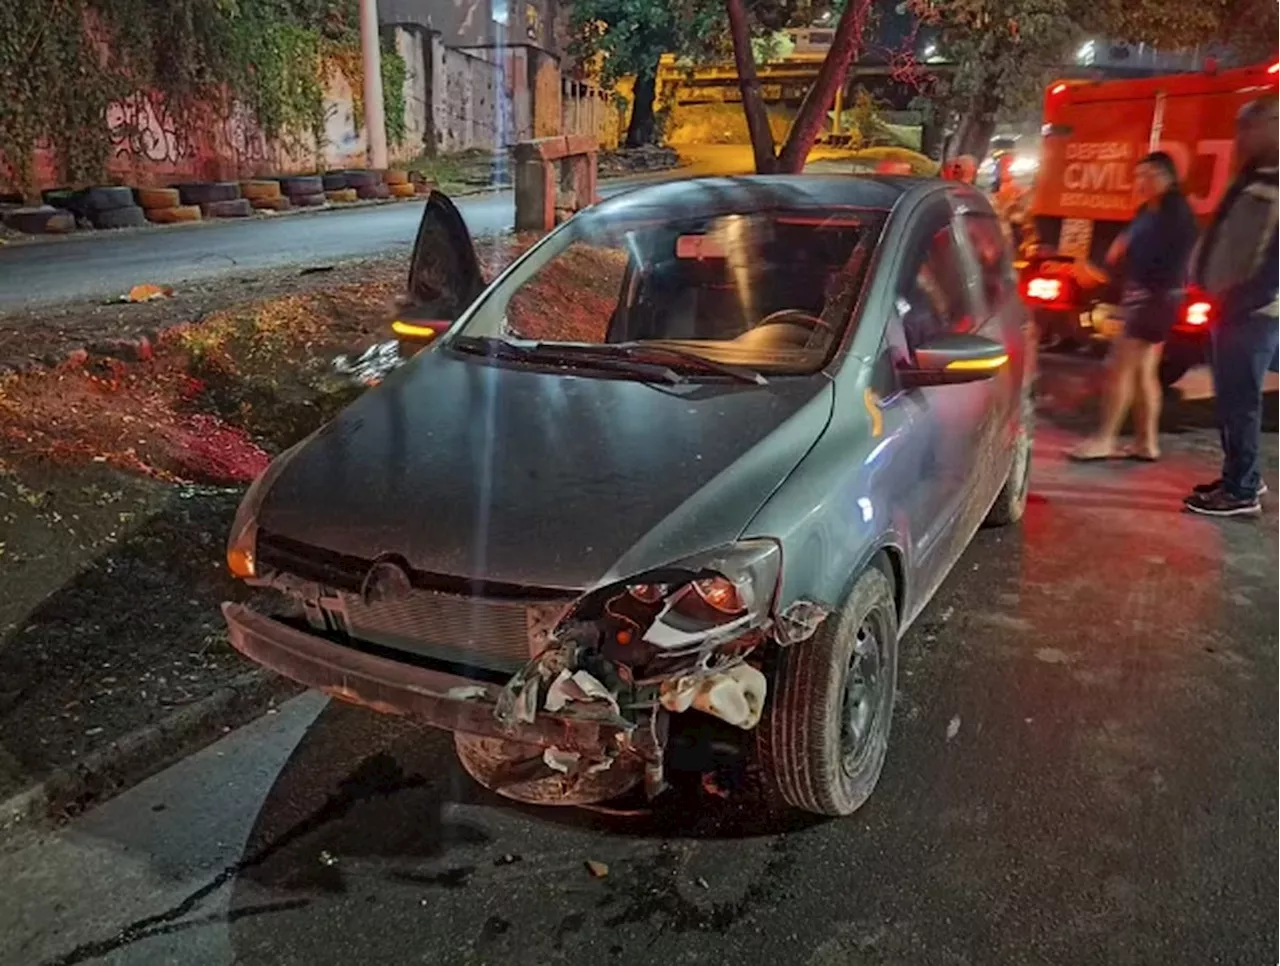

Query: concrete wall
left=435, top=43, right=502, bottom=152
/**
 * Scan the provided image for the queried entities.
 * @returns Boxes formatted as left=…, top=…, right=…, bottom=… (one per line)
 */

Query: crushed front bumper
left=221, top=602, right=652, bottom=758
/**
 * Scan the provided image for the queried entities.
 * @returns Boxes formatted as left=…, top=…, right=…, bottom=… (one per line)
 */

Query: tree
left=568, top=0, right=726, bottom=147
left=725, top=0, right=878, bottom=172
left=914, top=0, right=1278, bottom=163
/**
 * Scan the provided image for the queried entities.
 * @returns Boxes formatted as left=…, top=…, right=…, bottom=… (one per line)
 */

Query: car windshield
left=453, top=204, right=885, bottom=374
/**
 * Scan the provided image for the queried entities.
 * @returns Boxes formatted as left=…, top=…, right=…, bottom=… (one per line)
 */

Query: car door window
left=962, top=212, right=1017, bottom=312
left=895, top=211, right=973, bottom=354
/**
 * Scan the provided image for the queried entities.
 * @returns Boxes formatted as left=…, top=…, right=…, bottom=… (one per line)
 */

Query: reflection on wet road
left=2, top=357, right=1276, bottom=966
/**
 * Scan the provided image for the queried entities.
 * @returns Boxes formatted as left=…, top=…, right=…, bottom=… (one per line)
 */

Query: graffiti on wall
left=105, top=92, right=195, bottom=168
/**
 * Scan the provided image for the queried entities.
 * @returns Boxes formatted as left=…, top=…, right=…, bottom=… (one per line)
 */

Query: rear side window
left=962, top=213, right=1017, bottom=310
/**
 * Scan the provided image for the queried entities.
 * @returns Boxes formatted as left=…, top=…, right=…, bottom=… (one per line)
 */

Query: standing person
left=1184, top=95, right=1280, bottom=517
left=1070, top=152, right=1198, bottom=461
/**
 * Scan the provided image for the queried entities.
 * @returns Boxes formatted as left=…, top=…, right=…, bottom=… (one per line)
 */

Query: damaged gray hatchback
left=222, top=175, right=1034, bottom=816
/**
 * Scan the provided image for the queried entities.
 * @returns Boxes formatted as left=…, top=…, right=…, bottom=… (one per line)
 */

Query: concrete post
left=360, top=0, right=388, bottom=168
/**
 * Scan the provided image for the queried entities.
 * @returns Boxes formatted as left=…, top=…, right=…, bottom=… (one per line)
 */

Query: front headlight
left=564, top=540, right=781, bottom=682
left=225, top=436, right=311, bottom=580
left=627, top=541, right=780, bottom=652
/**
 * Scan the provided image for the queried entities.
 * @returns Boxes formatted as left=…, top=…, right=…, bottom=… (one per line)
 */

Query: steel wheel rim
left=841, top=617, right=885, bottom=776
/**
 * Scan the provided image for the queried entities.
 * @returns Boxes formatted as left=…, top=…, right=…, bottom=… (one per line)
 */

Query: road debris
left=946, top=715, right=961, bottom=741
left=319, top=850, right=338, bottom=867
left=494, top=853, right=522, bottom=866
left=331, top=340, right=402, bottom=386
left=120, top=283, right=174, bottom=303
left=585, top=860, right=609, bottom=879
left=544, top=668, right=618, bottom=714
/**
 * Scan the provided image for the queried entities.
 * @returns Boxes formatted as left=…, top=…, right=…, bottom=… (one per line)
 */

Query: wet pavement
left=2, top=357, right=1276, bottom=966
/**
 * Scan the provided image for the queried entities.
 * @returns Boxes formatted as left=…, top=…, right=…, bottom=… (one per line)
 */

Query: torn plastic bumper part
left=220, top=602, right=659, bottom=762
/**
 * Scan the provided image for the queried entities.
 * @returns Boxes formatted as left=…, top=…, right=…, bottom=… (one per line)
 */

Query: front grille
left=334, top=590, right=563, bottom=673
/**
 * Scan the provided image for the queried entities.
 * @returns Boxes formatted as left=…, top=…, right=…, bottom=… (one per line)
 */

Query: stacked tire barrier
left=240, top=180, right=291, bottom=212
left=278, top=175, right=326, bottom=208
left=2, top=166, right=428, bottom=235
left=344, top=169, right=390, bottom=200
left=135, top=187, right=201, bottom=224
left=83, top=186, right=148, bottom=229
left=175, top=182, right=252, bottom=219
left=385, top=168, right=416, bottom=198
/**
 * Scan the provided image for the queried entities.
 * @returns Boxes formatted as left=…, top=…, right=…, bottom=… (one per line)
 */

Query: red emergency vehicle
left=1021, top=60, right=1279, bottom=385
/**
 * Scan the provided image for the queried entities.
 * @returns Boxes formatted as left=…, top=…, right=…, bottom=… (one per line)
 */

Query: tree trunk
left=725, top=0, right=776, bottom=173
left=775, top=0, right=869, bottom=173
left=952, top=94, right=998, bottom=162
left=625, top=65, right=659, bottom=148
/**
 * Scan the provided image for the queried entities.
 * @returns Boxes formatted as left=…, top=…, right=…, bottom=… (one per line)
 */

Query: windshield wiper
left=603, top=342, right=769, bottom=386
left=450, top=335, right=686, bottom=384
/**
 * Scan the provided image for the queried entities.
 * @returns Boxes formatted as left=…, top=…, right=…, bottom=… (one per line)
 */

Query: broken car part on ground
left=221, top=179, right=1033, bottom=816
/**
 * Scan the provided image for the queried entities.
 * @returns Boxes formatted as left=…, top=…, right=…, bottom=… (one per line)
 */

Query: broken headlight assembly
left=581, top=539, right=782, bottom=684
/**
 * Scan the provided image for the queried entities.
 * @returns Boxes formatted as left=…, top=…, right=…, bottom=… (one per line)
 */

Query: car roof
left=590, top=174, right=942, bottom=222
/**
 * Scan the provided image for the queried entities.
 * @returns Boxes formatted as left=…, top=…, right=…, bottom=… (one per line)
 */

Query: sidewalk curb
left=0, top=669, right=301, bottom=840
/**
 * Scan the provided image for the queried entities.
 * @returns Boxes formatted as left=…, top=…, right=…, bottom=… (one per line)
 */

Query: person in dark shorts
left=1071, top=152, right=1198, bottom=461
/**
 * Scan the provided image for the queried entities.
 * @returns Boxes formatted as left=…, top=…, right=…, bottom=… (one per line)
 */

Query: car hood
left=257, top=349, right=833, bottom=591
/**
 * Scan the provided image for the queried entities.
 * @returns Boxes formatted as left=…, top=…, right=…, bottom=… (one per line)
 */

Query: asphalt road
left=0, top=177, right=659, bottom=312
left=2, top=359, right=1277, bottom=966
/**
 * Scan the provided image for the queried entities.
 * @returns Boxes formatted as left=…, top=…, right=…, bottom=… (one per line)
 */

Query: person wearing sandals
left=1183, top=96, right=1279, bottom=518
left=1069, top=152, right=1198, bottom=463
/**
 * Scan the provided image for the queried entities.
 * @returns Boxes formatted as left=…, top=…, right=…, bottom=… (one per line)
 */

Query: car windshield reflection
left=454, top=206, right=885, bottom=375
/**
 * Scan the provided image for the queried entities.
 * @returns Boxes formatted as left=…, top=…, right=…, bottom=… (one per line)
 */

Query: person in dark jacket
left=1183, top=95, right=1279, bottom=517
left=1071, top=152, right=1199, bottom=461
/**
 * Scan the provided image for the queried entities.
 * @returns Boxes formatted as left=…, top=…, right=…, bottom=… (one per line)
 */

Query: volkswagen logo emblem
left=361, top=560, right=412, bottom=604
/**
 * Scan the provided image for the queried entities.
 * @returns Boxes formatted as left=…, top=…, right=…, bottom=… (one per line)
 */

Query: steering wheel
left=756, top=309, right=834, bottom=333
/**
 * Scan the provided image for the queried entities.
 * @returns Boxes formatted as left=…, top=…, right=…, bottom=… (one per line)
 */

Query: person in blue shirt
left=1071, top=152, right=1198, bottom=462
left=1183, top=95, right=1279, bottom=518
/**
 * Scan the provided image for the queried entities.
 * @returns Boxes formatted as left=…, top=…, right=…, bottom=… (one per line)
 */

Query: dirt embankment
left=0, top=235, right=535, bottom=810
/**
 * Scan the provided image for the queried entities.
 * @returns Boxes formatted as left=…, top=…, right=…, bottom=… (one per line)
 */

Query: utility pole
left=360, top=0, right=388, bottom=168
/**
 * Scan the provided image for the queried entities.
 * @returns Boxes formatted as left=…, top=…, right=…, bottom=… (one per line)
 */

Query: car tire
left=277, top=175, right=323, bottom=197
left=292, top=191, right=327, bottom=207
left=83, top=185, right=136, bottom=212
left=757, top=567, right=898, bottom=817
left=174, top=181, right=240, bottom=206
left=343, top=169, right=380, bottom=188
left=145, top=204, right=202, bottom=224
left=134, top=187, right=180, bottom=210
left=321, top=172, right=348, bottom=191
left=356, top=182, right=391, bottom=200
left=3, top=205, right=77, bottom=234
left=984, top=391, right=1033, bottom=527
left=238, top=179, right=282, bottom=201
left=91, top=204, right=148, bottom=229
left=200, top=198, right=253, bottom=218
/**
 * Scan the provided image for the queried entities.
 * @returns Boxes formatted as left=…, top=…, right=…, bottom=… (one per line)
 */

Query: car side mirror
left=899, top=333, right=1009, bottom=388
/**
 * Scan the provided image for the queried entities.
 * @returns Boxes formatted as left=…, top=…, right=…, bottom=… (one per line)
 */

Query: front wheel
left=757, top=568, right=898, bottom=816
